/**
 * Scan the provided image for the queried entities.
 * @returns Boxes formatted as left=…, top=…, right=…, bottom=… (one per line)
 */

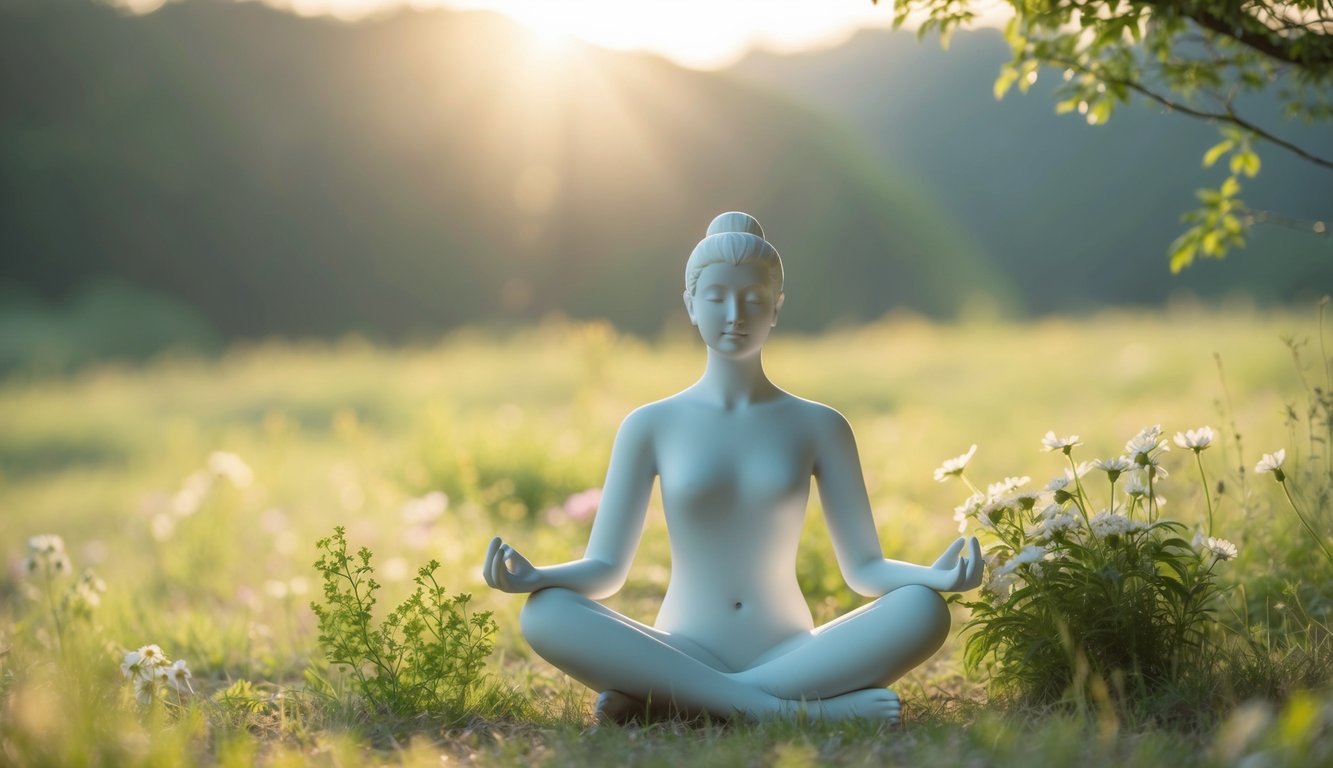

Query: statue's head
left=683, top=212, right=785, bottom=356
left=684, top=212, right=784, bottom=301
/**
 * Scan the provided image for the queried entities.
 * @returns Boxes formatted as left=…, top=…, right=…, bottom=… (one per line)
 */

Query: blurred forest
left=2, top=0, right=1331, bottom=368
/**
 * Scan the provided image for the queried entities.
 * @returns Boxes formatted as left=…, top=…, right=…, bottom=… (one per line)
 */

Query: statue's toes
left=594, top=689, right=648, bottom=725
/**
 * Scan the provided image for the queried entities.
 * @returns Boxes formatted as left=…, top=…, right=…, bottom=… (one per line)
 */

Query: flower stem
left=1067, top=455, right=1092, bottom=528
left=1280, top=478, right=1333, bottom=565
left=1195, top=452, right=1215, bottom=537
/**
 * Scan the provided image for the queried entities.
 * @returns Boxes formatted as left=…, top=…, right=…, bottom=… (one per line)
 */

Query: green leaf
left=1202, top=139, right=1233, bottom=168
left=995, top=64, right=1019, bottom=101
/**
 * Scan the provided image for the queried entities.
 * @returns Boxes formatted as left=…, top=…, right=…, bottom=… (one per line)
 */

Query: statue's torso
left=644, top=393, right=827, bottom=671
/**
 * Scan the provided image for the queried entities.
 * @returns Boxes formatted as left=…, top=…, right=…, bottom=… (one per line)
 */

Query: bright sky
left=117, top=0, right=909, bottom=69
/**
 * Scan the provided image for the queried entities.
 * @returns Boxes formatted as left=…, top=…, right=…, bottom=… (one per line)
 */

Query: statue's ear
left=772, top=291, right=785, bottom=326
left=683, top=290, right=697, bottom=326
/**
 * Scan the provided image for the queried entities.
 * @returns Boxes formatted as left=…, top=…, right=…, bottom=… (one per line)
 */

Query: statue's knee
left=891, top=584, right=951, bottom=647
left=519, top=587, right=579, bottom=647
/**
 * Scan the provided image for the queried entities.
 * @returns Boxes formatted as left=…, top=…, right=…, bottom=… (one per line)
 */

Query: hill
left=0, top=0, right=1005, bottom=343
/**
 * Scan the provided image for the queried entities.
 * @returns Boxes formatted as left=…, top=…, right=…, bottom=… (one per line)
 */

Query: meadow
left=2, top=305, right=1331, bottom=766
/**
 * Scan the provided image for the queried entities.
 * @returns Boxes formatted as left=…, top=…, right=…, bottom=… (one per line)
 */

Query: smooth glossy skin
left=483, top=224, right=983, bottom=723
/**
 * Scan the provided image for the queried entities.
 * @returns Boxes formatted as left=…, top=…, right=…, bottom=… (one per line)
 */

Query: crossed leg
left=519, top=585, right=950, bottom=723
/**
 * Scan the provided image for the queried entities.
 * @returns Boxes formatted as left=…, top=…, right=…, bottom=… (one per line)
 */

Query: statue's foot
left=790, top=688, right=901, bottom=724
left=594, top=690, right=649, bottom=725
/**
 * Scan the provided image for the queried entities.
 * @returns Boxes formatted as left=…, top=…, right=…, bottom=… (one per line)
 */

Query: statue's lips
left=721, top=331, right=748, bottom=339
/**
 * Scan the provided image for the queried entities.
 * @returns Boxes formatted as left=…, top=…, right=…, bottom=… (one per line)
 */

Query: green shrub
left=310, top=526, right=497, bottom=721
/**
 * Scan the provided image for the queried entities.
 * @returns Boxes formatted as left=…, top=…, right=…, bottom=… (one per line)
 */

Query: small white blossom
left=401, top=491, right=448, bottom=525
left=987, top=476, right=1031, bottom=498
left=122, top=644, right=170, bottom=682
left=1126, top=425, right=1169, bottom=463
left=1089, top=509, right=1147, bottom=538
left=172, top=471, right=214, bottom=517
left=1029, top=510, right=1081, bottom=541
left=133, top=675, right=160, bottom=705
left=933, top=445, right=978, bottom=482
left=73, top=569, right=106, bottom=608
left=1203, top=536, right=1238, bottom=561
left=1173, top=427, right=1216, bottom=452
left=984, top=571, right=1020, bottom=600
left=1255, top=449, right=1286, bottom=478
left=953, top=492, right=985, bottom=533
left=1041, top=432, right=1082, bottom=454
left=208, top=451, right=254, bottom=489
left=161, top=659, right=194, bottom=694
left=996, top=544, right=1048, bottom=577
left=25, top=534, right=71, bottom=576
left=1094, top=456, right=1135, bottom=479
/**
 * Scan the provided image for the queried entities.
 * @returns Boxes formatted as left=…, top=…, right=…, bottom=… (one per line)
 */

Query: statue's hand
left=482, top=536, right=545, bottom=593
left=925, top=536, right=984, bottom=592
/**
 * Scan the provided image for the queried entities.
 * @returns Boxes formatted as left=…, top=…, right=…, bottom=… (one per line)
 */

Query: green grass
left=1, top=306, right=1331, bottom=765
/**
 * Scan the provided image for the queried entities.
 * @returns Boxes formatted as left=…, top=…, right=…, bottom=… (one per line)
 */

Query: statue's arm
left=812, top=407, right=982, bottom=596
left=483, top=406, right=656, bottom=600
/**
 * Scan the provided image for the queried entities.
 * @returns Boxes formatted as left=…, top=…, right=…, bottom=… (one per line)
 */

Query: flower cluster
left=938, top=426, right=1239, bottom=703
left=121, top=644, right=193, bottom=705
left=25, top=534, right=71, bottom=577
left=21, top=533, right=107, bottom=632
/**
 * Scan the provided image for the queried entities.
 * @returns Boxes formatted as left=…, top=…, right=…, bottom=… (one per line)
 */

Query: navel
left=733, top=601, right=743, bottom=610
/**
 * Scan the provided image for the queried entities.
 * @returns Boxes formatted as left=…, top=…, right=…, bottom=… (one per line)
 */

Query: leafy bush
left=311, top=526, right=497, bottom=720
left=944, top=427, right=1237, bottom=706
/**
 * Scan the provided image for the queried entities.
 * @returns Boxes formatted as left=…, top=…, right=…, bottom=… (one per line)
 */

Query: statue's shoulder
left=616, top=396, right=681, bottom=436
left=779, top=394, right=855, bottom=442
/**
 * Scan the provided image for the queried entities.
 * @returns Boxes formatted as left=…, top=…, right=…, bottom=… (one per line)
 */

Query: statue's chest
left=655, top=420, right=813, bottom=514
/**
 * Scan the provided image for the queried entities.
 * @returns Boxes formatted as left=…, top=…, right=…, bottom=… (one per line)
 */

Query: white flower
left=121, top=650, right=144, bottom=680
left=27, top=534, right=66, bottom=557
left=208, top=451, right=254, bottom=489
left=987, top=476, right=1031, bottom=498
left=133, top=675, right=160, bottom=705
left=172, top=471, right=214, bottom=517
left=123, top=644, right=170, bottom=682
left=74, top=570, right=106, bottom=608
left=1126, top=425, right=1169, bottom=462
left=161, top=659, right=194, bottom=694
left=1089, top=509, right=1147, bottom=538
left=933, top=445, right=978, bottom=482
left=1203, top=536, right=1238, bottom=561
left=1041, top=432, right=1082, bottom=454
left=25, top=534, right=72, bottom=576
left=401, top=491, right=449, bottom=525
left=953, top=492, right=985, bottom=533
left=984, top=571, right=1020, bottom=600
left=998, top=544, right=1048, bottom=575
left=1255, top=449, right=1286, bottom=479
left=1123, top=473, right=1150, bottom=498
left=150, top=512, right=176, bottom=542
left=1029, top=510, right=1081, bottom=540
left=1093, top=456, right=1135, bottom=479
left=1010, top=490, right=1043, bottom=510
left=1173, top=426, right=1215, bottom=452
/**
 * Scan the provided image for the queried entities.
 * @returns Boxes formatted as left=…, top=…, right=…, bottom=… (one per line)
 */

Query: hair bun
left=705, top=211, right=764, bottom=239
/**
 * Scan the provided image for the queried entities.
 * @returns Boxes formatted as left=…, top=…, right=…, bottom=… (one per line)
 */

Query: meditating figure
left=483, top=212, right=983, bottom=723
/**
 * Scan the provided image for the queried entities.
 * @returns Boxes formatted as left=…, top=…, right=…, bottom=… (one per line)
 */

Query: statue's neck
left=697, top=351, right=777, bottom=409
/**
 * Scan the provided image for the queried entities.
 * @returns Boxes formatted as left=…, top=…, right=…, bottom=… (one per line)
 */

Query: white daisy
left=1255, top=449, right=1286, bottom=481
left=933, top=445, right=978, bottom=482
left=1173, top=426, right=1216, bottom=452
left=1041, top=432, right=1082, bottom=454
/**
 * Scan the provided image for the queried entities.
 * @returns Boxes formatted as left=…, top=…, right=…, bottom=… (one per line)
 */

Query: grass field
left=2, top=305, right=1331, bottom=766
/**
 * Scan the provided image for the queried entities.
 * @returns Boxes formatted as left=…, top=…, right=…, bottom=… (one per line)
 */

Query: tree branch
left=1057, top=57, right=1333, bottom=169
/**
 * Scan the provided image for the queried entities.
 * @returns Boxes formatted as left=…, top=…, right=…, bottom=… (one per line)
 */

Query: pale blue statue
left=483, top=212, right=983, bottom=722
